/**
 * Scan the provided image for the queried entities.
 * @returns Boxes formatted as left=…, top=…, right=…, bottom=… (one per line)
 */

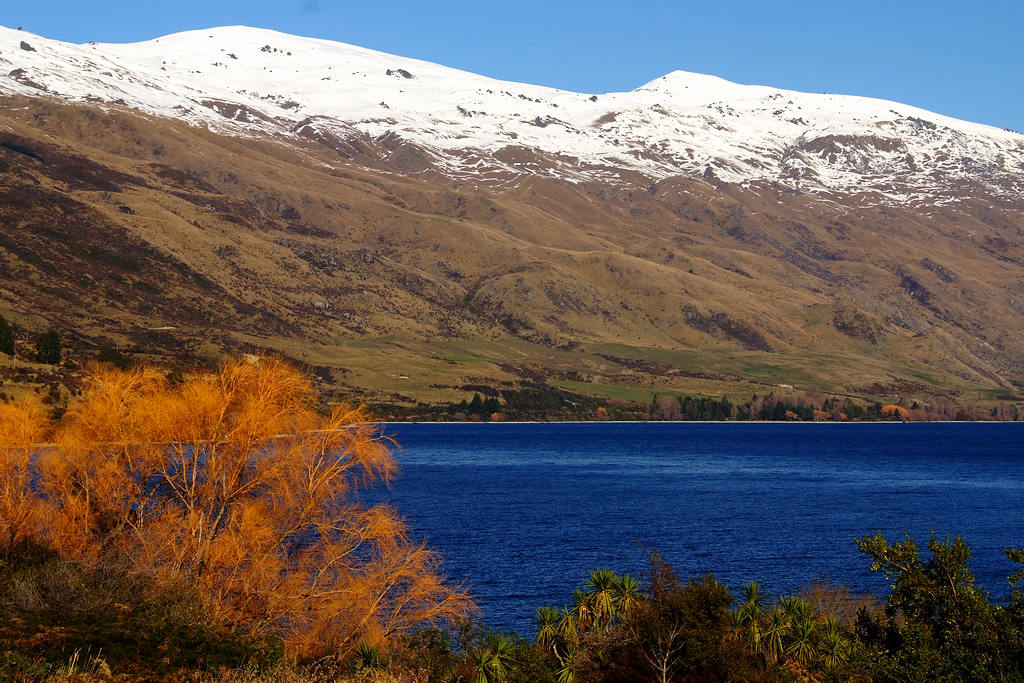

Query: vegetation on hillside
left=0, top=310, right=1020, bottom=422
left=0, top=357, right=472, bottom=677
left=382, top=385, right=1016, bottom=422
left=4, top=97, right=1024, bottom=411
left=0, top=314, right=14, bottom=357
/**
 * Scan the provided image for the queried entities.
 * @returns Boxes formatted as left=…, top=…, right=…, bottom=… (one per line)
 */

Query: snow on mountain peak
left=1, top=24, right=1022, bottom=204
left=637, top=70, right=751, bottom=97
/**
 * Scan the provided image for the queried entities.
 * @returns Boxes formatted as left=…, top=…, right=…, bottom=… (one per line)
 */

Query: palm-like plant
left=742, top=581, right=766, bottom=613
left=762, top=609, right=788, bottom=663
left=536, top=606, right=561, bottom=650
left=355, top=641, right=383, bottom=672
left=539, top=569, right=648, bottom=683
left=780, top=595, right=812, bottom=622
left=785, top=617, right=817, bottom=665
left=536, top=605, right=571, bottom=668
left=555, top=649, right=576, bottom=683
left=584, top=569, right=618, bottom=629
left=571, top=588, right=595, bottom=633
left=472, top=633, right=516, bottom=683
left=728, top=607, right=753, bottom=652
left=557, top=605, right=578, bottom=643
left=739, top=582, right=767, bottom=649
left=536, top=606, right=581, bottom=683
left=818, top=617, right=848, bottom=669
left=613, top=573, right=643, bottom=615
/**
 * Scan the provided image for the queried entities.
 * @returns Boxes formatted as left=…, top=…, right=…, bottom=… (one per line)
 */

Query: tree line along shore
left=1, top=318, right=1017, bottom=424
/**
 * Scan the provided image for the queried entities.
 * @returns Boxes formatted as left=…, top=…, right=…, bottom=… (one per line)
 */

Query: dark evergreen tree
left=35, top=329, right=61, bottom=364
left=0, top=314, right=13, bottom=356
left=844, top=399, right=866, bottom=420
left=98, top=344, right=131, bottom=369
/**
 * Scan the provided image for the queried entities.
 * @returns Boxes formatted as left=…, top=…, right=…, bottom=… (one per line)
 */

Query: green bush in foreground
left=527, top=535, right=1024, bottom=683
left=1, top=530, right=1022, bottom=681
left=854, top=530, right=1024, bottom=682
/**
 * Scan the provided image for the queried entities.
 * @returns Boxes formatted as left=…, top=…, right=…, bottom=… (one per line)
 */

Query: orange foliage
left=881, top=404, right=910, bottom=419
left=0, top=396, right=48, bottom=557
left=1, top=358, right=473, bottom=657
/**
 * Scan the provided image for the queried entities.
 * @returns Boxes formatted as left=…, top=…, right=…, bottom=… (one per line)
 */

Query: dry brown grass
left=1, top=95, right=1022, bottom=407
left=797, top=581, right=884, bottom=627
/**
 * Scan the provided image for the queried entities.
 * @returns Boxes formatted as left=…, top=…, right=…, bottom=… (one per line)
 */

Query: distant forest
left=383, top=384, right=1019, bottom=423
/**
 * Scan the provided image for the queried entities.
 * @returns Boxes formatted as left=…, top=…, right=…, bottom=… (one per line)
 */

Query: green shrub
left=97, top=344, right=130, bottom=369
left=34, top=330, right=60, bottom=365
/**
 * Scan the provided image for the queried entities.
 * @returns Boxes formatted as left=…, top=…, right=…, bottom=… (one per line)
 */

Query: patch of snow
left=1, top=24, right=1022, bottom=203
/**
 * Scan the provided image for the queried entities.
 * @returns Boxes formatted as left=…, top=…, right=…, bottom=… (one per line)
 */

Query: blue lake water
left=370, top=422, right=1024, bottom=636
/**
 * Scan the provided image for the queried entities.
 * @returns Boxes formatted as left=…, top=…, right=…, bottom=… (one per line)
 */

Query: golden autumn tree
left=0, top=396, right=48, bottom=559
left=5, top=357, right=472, bottom=658
left=880, top=404, right=910, bottom=419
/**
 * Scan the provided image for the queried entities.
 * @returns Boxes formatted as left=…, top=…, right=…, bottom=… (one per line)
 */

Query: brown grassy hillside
left=2, top=95, right=1023, bottom=408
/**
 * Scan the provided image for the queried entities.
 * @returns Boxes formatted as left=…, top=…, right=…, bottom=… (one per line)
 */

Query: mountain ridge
left=2, top=26, right=1024, bottom=410
left=3, top=24, right=1022, bottom=205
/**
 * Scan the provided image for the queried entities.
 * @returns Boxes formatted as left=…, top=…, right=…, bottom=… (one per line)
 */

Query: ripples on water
left=366, top=422, right=1024, bottom=635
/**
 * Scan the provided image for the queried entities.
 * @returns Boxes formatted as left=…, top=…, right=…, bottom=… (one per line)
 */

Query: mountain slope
left=3, top=25, right=1022, bottom=203
left=1, top=26, right=1024, bottom=408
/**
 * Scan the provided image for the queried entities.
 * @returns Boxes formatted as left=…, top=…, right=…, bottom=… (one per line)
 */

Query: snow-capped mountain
left=7, top=24, right=1024, bottom=403
left=3, top=25, right=1022, bottom=205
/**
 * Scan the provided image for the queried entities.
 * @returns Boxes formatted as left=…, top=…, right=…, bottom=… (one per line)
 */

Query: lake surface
left=370, top=422, right=1024, bottom=636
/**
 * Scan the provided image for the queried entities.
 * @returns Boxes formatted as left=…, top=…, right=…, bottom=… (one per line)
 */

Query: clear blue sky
left=7, top=0, right=1023, bottom=132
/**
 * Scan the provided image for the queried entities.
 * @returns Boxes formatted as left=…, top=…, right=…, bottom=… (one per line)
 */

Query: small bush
left=0, top=555, right=281, bottom=676
left=96, top=344, right=130, bottom=370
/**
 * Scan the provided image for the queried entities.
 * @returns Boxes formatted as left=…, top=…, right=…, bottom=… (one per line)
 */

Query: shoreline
left=383, top=419, right=1024, bottom=425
